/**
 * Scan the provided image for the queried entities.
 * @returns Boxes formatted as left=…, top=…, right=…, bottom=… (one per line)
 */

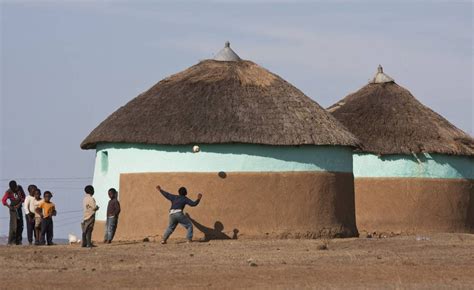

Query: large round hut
left=328, top=66, right=474, bottom=234
left=81, top=42, right=360, bottom=241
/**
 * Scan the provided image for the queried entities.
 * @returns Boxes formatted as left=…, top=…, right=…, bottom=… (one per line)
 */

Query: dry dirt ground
left=1, top=233, right=473, bottom=289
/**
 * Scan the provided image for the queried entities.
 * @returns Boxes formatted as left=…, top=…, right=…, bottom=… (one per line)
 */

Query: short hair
left=9, top=180, right=17, bottom=191
left=178, top=187, right=187, bottom=196
left=44, top=191, right=53, bottom=197
left=35, top=188, right=42, bottom=195
left=84, top=185, right=94, bottom=194
left=108, top=188, right=117, bottom=197
left=28, top=184, right=37, bottom=193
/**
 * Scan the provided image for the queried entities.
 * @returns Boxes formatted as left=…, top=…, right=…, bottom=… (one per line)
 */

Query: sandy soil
left=1, top=234, right=473, bottom=289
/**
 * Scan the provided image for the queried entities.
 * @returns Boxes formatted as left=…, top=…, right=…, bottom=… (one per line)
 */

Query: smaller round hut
left=328, top=66, right=474, bottom=234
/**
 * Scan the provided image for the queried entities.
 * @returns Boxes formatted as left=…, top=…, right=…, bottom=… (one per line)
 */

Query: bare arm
left=115, top=200, right=121, bottom=216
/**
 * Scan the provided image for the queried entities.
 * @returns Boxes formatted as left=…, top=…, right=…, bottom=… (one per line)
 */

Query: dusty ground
left=1, top=234, right=473, bottom=289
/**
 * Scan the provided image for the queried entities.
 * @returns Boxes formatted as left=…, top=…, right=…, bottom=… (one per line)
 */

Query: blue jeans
left=163, top=212, right=193, bottom=241
left=104, top=216, right=118, bottom=242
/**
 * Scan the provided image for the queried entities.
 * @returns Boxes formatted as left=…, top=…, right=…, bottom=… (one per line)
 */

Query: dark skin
left=35, top=194, right=57, bottom=218
left=156, top=185, right=203, bottom=200
left=34, top=190, right=41, bottom=201
left=28, top=186, right=37, bottom=197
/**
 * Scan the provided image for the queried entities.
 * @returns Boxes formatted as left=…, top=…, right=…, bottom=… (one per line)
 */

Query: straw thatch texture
left=328, top=82, right=474, bottom=156
left=81, top=60, right=358, bottom=149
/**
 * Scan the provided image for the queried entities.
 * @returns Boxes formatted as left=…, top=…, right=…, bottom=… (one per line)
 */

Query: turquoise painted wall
left=354, top=153, right=474, bottom=179
left=92, top=143, right=354, bottom=220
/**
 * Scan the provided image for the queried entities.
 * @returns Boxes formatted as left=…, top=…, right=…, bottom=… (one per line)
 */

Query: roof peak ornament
left=214, top=41, right=241, bottom=62
left=371, top=64, right=394, bottom=84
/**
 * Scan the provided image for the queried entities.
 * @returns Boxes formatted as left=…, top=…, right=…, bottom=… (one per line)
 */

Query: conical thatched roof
left=81, top=44, right=358, bottom=149
left=328, top=66, right=474, bottom=156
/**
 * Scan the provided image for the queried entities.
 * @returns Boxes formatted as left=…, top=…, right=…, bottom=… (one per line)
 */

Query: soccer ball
left=192, top=145, right=200, bottom=153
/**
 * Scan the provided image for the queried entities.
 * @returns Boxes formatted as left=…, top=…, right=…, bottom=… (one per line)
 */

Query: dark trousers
left=104, top=216, right=118, bottom=242
left=8, top=210, right=23, bottom=245
left=82, top=216, right=95, bottom=247
left=40, top=217, right=54, bottom=245
left=25, top=214, right=36, bottom=244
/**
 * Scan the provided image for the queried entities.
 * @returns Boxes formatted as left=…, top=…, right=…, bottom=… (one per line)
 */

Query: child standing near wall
left=104, top=188, right=120, bottom=244
left=36, top=191, right=56, bottom=246
left=82, top=185, right=99, bottom=248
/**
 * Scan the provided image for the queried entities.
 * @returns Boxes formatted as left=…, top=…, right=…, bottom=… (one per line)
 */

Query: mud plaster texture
left=355, top=177, right=474, bottom=234
left=91, top=171, right=358, bottom=241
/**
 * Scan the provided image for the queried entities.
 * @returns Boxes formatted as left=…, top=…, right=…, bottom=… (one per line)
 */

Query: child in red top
left=2, top=180, right=25, bottom=245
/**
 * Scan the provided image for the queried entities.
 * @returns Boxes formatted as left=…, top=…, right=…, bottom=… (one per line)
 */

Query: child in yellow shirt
left=36, top=191, right=56, bottom=246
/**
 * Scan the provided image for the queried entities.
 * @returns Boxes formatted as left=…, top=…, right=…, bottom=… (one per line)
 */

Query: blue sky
left=1, top=1, right=472, bottom=238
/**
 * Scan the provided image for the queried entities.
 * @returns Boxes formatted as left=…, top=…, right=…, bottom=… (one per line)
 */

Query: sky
left=1, top=1, right=472, bottom=238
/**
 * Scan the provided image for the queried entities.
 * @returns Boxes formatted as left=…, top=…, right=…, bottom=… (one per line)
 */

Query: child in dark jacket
left=156, top=185, right=202, bottom=244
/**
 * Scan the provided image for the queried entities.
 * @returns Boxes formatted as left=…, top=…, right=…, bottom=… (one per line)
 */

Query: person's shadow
left=186, top=214, right=239, bottom=242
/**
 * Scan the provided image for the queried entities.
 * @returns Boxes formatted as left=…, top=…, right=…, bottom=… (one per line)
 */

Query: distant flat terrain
left=0, top=234, right=473, bottom=289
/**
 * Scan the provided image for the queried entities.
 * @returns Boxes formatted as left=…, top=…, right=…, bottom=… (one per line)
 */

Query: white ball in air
left=192, top=145, right=200, bottom=153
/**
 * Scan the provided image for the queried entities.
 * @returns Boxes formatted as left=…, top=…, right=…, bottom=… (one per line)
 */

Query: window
left=101, top=151, right=109, bottom=173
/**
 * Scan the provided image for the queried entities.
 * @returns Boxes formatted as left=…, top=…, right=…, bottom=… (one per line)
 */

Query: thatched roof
left=81, top=46, right=358, bottom=149
left=328, top=66, right=474, bottom=156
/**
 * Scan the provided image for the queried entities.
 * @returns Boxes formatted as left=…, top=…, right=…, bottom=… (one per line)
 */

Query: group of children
left=2, top=180, right=120, bottom=247
left=2, top=181, right=56, bottom=245
left=3, top=179, right=203, bottom=246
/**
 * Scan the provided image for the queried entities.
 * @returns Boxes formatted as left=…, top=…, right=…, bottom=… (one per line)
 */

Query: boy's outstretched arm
left=156, top=185, right=174, bottom=201
left=186, top=193, right=203, bottom=207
